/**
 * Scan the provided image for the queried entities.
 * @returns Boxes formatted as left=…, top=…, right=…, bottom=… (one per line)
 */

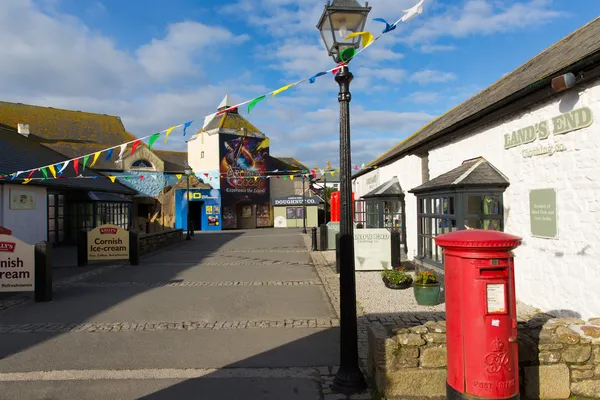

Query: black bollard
left=391, top=230, right=401, bottom=269
left=77, top=230, right=88, bottom=267
left=311, top=227, right=318, bottom=251
left=34, top=241, right=52, bottom=302
left=335, top=232, right=341, bottom=274
left=319, top=224, right=328, bottom=251
left=129, top=231, right=140, bottom=266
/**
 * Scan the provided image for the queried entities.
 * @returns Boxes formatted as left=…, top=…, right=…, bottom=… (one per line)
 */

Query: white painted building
left=352, top=17, right=600, bottom=319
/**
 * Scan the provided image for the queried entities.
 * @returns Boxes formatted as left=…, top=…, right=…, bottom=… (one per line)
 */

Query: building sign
left=88, top=224, right=129, bottom=261
left=219, top=133, right=270, bottom=204
left=365, top=170, right=380, bottom=192
left=0, top=234, right=34, bottom=292
left=354, top=228, right=391, bottom=271
left=9, top=190, right=36, bottom=210
left=272, top=195, right=320, bottom=206
left=503, top=107, right=593, bottom=157
left=529, top=189, right=558, bottom=239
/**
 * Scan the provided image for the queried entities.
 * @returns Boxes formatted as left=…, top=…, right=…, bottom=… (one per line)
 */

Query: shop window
left=415, top=191, right=504, bottom=266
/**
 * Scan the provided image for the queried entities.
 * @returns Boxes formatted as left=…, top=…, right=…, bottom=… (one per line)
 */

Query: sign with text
left=0, top=234, right=34, bottom=292
left=529, top=189, right=558, bottom=239
left=88, top=224, right=130, bottom=261
left=354, top=228, right=391, bottom=271
left=272, top=195, right=320, bottom=206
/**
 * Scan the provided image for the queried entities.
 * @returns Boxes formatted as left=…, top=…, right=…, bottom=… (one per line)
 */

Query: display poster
left=353, top=228, right=391, bottom=271
left=295, top=207, right=304, bottom=219
left=222, top=206, right=237, bottom=229
left=214, top=206, right=221, bottom=215
left=87, top=224, right=129, bottom=261
left=9, top=190, right=36, bottom=210
left=0, top=234, right=35, bottom=292
left=219, top=133, right=270, bottom=204
left=206, top=206, right=213, bottom=215
left=530, top=188, right=558, bottom=239
left=257, top=205, right=271, bottom=227
left=208, top=215, right=220, bottom=227
left=286, top=207, right=296, bottom=219
left=241, top=205, right=253, bottom=218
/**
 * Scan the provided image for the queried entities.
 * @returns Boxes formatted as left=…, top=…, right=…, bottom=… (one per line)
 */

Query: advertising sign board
left=88, top=224, right=129, bottom=261
left=0, top=234, right=35, bottom=292
left=354, top=228, right=391, bottom=271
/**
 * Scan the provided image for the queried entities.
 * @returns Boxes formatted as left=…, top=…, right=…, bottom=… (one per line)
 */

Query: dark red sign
left=0, top=242, right=16, bottom=252
left=99, top=227, right=118, bottom=235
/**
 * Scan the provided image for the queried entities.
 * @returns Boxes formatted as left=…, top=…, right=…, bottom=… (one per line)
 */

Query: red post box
left=330, top=192, right=340, bottom=222
left=435, top=229, right=522, bottom=400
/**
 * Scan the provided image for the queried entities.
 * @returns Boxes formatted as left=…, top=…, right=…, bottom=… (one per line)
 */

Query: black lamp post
left=302, top=174, right=307, bottom=234
left=317, top=0, right=370, bottom=395
left=184, top=165, right=193, bottom=240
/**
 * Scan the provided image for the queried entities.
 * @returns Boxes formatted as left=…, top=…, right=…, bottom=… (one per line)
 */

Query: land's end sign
left=88, top=224, right=129, bottom=261
left=354, top=228, right=391, bottom=271
left=0, top=234, right=35, bottom=292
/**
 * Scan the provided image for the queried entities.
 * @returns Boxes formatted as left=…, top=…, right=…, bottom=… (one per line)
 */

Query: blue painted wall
left=175, top=189, right=222, bottom=231
left=111, top=171, right=167, bottom=198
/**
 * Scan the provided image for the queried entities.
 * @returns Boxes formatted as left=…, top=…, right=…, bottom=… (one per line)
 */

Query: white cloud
left=420, top=44, right=456, bottom=53
left=410, top=70, right=456, bottom=84
left=408, top=91, right=440, bottom=104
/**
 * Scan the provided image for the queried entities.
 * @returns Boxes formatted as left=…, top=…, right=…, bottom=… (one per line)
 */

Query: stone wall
left=139, top=229, right=183, bottom=255
left=368, top=317, right=600, bottom=399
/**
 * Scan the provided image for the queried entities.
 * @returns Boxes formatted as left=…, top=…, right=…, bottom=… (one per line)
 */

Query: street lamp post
left=302, top=174, right=307, bottom=234
left=317, top=0, right=370, bottom=395
left=323, top=172, right=328, bottom=223
left=184, top=165, right=193, bottom=240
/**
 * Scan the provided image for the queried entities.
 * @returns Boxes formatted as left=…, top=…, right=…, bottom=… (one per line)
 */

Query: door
left=237, top=204, right=256, bottom=229
left=47, top=192, right=67, bottom=244
left=190, top=201, right=203, bottom=231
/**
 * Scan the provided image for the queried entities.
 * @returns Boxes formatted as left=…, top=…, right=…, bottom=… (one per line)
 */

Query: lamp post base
left=332, top=366, right=367, bottom=395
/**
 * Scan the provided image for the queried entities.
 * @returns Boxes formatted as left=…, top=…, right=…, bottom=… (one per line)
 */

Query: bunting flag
left=104, top=148, right=114, bottom=162
left=58, top=160, right=70, bottom=175
left=117, top=144, right=127, bottom=161
left=73, top=158, right=80, bottom=175
left=290, top=175, right=294, bottom=180
left=91, top=152, right=101, bottom=167
left=2, top=1, right=426, bottom=182
left=148, top=133, right=160, bottom=150
left=272, top=84, right=294, bottom=96
left=345, top=32, right=374, bottom=48
left=183, top=121, right=194, bottom=136
left=131, top=139, right=141, bottom=156
left=27, top=170, right=36, bottom=179
left=176, top=174, right=182, bottom=180
left=41, top=167, right=48, bottom=180
left=248, top=96, right=266, bottom=113
left=164, top=125, right=178, bottom=144
left=22, top=178, right=32, bottom=185
left=373, top=17, right=397, bottom=33
left=331, top=171, right=335, bottom=177
left=108, top=176, right=116, bottom=183
left=139, top=176, right=145, bottom=180
left=309, top=72, right=327, bottom=84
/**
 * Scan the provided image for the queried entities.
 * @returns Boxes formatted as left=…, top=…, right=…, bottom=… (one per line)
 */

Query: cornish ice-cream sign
left=0, top=235, right=35, bottom=292
left=88, top=224, right=129, bottom=261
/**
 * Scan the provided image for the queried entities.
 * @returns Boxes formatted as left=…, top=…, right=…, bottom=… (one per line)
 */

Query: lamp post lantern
left=184, top=165, right=193, bottom=240
left=317, top=0, right=371, bottom=395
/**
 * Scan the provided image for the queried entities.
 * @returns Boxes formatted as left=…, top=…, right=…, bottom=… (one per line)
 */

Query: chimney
left=17, top=124, right=30, bottom=138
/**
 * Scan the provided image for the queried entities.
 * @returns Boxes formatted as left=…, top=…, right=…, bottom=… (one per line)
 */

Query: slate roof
left=0, top=127, right=136, bottom=194
left=0, top=101, right=137, bottom=169
left=359, top=16, right=600, bottom=175
left=197, top=111, right=264, bottom=137
left=152, top=150, right=188, bottom=172
left=408, top=157, right=509, bottom=194
left=363, top=176, right=404, bottom=198
left=276, top=157, right=310, bottom=172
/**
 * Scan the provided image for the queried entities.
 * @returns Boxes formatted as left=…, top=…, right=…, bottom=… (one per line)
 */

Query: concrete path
left=0, top=229, right=366, bottom=400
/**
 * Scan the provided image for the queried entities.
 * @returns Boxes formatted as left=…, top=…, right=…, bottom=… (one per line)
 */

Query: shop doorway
left=237, top=204, right=256, bottom=230
left=190, top=201, right=203, bottom=231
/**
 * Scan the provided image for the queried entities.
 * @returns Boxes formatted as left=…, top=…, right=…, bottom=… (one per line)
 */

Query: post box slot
left=479, top=267, right=508, bottom=278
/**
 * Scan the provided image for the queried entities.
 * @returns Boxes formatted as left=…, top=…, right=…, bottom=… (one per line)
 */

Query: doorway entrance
left=236, top=204, right=256, bottom=230
left=190, top=201, right=203, bottom=231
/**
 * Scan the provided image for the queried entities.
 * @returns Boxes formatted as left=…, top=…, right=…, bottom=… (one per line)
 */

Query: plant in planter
left=381, top=267, right=413, bottom=290
left=413, top=270, right=441, bottom=305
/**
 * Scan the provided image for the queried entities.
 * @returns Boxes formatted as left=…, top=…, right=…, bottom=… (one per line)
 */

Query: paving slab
left=0, top=285, right=334, bottom=324
left=0, top=377, right=321, bottom=400
left=0, top=328, right=339, bottom=371
left=143, top=250, right=312, bottom=265
left=85, top=263, right=318, bottom=283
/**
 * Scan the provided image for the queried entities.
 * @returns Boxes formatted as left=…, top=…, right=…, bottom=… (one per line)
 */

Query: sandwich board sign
left=88, top=224, right=129, bottom=261
left=0, top=234, right=35, bottom=292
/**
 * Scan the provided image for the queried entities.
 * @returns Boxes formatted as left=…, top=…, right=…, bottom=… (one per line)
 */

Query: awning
left=88, top=192, right=132, bottom=203
left=363, top=176, right=404, bottom=199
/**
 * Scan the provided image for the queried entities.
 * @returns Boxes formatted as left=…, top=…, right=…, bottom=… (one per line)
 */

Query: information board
left=88, top=224, right=129, bottom=261
left=0, top=234, right=35, bottom=292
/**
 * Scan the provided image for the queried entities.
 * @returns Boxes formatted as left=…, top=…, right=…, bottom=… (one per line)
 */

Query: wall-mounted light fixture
left=551, top=72, right=577, bottom=93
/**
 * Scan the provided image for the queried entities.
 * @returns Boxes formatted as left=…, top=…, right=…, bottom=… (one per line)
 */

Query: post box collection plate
left=486, top=283, right=507, bottom=314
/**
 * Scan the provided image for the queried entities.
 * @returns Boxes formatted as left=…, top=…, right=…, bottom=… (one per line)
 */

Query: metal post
left=129, top=230, right=140, bottom=266
left=311, top=227, right=318, bottom=251
left=391, top=230, right=401, bottom=269
left=324, top=173, right=328, bottom=223
left=34, top=241, right=52, bottom=302
left=302, top=175, right=307, bottom=234
left=77, top=230, right=88, bottom=267
left=332, top=65, right=366, bottom=394
left=320, top=224, right=328, bottom=252
left=186, top=175, right=191, bottom=240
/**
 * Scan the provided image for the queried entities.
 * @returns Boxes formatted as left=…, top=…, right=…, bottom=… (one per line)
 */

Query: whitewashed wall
left=0, top=184, right=47, bottom=245
left=425, top=77, right=600, bottom=320
left=353, top=155, right=422, bottom=261
left=187, top=131, right=220, bottom=173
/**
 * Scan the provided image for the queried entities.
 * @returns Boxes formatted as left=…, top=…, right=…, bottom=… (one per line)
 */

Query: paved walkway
left=0, top=229, right=368, bottom=400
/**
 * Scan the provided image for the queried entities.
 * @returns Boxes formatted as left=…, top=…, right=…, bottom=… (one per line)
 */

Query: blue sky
left=2, top=0, right=599, bottom=170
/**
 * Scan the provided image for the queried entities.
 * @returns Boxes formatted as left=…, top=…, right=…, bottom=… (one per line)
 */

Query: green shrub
left=381, top=267, right=413, bottom=285
left=415, top=270, right=438, bottom=285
